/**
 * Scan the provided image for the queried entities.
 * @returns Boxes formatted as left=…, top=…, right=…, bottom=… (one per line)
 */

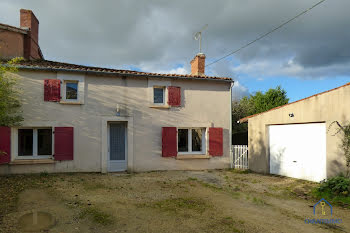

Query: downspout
left=229, top=81, right=234, bottom=168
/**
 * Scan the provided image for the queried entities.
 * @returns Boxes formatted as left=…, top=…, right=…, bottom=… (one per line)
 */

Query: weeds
left=79, top=207, right=114, bottom=225
left=252, top=197, right=269, bottom=206
left=312, top=175, right=350, bottom=207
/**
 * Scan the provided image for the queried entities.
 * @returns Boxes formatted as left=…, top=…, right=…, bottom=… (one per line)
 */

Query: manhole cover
left=18, top=211, right=55, bottom=232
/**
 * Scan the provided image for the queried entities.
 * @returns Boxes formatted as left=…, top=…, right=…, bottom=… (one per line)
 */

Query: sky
left=0, top=0, right=349, bottom=102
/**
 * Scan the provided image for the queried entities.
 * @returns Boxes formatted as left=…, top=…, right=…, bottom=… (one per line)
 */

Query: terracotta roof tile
left=0, top=22, right=28, bottom=34
left=5, top=59, right=232, bottom=81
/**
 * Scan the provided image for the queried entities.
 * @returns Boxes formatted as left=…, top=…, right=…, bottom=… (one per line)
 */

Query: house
left=0, top=9, right=234, bottom=174
left=239, top=82, right=350, bottom=182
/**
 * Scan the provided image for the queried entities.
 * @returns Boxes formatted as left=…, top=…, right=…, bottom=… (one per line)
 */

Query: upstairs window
left=57, top=73, right=85, bottom=104
left=153, top=87, right=165, bottom=104
left=178, top=128, right=206, bottom=154
left=66, top=81, right=78, bottom=100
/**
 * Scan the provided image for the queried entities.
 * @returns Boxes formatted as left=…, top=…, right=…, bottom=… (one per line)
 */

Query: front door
left=108, top=122, right=127, bottom=172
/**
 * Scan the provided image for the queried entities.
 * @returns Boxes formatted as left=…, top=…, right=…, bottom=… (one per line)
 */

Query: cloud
left=232, top=81, right=249, bottom=101
left=0, top=0, right=349, bottom=80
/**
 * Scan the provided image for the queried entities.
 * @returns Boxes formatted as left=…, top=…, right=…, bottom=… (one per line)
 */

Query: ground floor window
left=18, top=128, right=52, bottom=157
left=178, top=128, right=206, bottom=154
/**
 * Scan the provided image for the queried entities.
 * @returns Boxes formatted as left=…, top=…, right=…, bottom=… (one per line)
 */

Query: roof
left=0, top=22, right=28, bottom=34
left=4, top=59, right=232, bottom=82
left=239, top=82, right=350, bottom=123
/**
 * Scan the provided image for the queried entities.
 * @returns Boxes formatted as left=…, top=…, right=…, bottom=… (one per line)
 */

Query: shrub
left=318, top=175, right=350, bottom=196
left=313, top=175, right=350, bottom=207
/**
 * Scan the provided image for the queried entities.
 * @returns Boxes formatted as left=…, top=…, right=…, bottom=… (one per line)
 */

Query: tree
left=0, top=58, right=23, bottom=126
left=232, top=86, right=289, bottom=136
left=249, top=86, right=289, bottom=115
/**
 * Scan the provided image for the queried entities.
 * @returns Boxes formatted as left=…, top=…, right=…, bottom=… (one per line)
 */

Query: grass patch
left=187, top=177, right=198, bottom=181
left=199, top=181, right=223, bottom=191
left=82, top=181, right=107, bottom=191
left=207, top=216, right=244, bottom=233
left=252, top=197, right=269, bottom=206
left=229, top=191, right=241, bottom=199
left=312, top=175, right=350, bottom=207
left=312, top=189, right=350, bottom=207
left=40, top=171, right=49, bottom=177
left=151, top=197, right=210, bottom=213
left=79, top=207, right=114, bottom=225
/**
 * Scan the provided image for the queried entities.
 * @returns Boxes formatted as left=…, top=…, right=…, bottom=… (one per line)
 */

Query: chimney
left=20, top=9, right=42, bottom=59
left=190, top=53, right=206, bottom=76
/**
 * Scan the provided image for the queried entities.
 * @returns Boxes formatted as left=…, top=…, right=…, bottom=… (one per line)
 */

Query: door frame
left=101, top=116, right=134, bottom=173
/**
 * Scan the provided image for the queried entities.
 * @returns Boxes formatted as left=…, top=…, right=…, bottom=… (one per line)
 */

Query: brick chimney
left=190, top=53, right=206, bottom=76
left=20, top=9, right=42, bottom=59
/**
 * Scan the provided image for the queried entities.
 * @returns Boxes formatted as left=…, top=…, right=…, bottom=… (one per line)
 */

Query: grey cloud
left=0, top=0, right=350, bottom=78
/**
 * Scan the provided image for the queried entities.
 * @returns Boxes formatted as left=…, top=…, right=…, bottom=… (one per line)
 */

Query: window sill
left=149, top=105, right=170, bottom=109
left=10, top=159, right=55, bottom=165
left=176, top=154, right=210, bottom=160
left=60, top=101, right=83, bottom=105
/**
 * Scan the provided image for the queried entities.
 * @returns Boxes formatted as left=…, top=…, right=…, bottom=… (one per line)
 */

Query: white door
left=108, top=122, right=127, bottom=172
left=269, top=123, right=326, bottom=182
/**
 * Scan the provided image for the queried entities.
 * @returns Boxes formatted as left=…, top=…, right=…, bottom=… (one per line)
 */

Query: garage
left=240, top=82, right=350, bottom=180
left=269, top=123, right=326, bottom=182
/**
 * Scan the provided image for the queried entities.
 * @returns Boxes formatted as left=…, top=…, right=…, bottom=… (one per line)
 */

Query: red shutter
left=44, top=79, right=61, bottom=102
left=168, top=86, right=181, bottom=107
left=162, top=127, right=177, bottom=157
left=54, top=127, right=74, bottom=161
left=209, top=127, right=223, bottom=156
left=0, top=127, right=11, bottom=164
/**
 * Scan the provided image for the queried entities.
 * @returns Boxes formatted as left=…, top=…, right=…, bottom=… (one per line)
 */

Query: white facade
left=0, top=70, right=232, bottom=174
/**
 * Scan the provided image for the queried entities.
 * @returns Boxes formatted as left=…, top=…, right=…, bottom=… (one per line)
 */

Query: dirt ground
left=1, top=170, right=350, bottom=233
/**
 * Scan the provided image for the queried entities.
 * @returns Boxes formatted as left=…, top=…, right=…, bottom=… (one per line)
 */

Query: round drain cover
left=18, top=211, right=55, bottom=232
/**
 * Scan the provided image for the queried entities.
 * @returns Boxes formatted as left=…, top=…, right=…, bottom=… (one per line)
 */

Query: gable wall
left=0, top=30, right=24, bottom=58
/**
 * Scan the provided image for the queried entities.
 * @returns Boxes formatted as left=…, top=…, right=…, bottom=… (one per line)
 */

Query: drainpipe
left=229, top=81, right=234, bottom=168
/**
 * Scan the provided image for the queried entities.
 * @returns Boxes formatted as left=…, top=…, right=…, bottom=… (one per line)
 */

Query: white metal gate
left=232, top=145, right=248, bottom=169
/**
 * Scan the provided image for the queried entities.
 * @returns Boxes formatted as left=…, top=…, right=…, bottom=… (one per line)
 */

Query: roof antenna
left=193, top=24, right=208, bottom=54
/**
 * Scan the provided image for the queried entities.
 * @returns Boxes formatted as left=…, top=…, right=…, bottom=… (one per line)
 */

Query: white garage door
left=269, top=123, right=326, bottom=182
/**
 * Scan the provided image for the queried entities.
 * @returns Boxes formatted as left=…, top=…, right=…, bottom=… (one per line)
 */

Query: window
left=58, top=72, right=85, bottom=104
left=178, top=128, right=206, bottom=154
left=18, top=128, right=52, bottom=158
left=18, top=129, right=33, bottom=156
left=192, top=129, right=202, bottom=152
left=66, top=82, right=78, bottom=100
left=153, top=87, right=165, bottom=104
left=178, top=129, right=188, bottom=152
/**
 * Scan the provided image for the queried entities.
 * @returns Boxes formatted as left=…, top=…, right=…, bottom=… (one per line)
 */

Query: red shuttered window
left=44, top=79, right=61, bottom=102
left=0, top=127, right=11, bottom=164
left=162, top=127, right=177, bottom=157
left=209, top=127, right=223, bottom=156
left=167, top=86, right=181, bottom=107
left=54, top=127, right=74, bottom=161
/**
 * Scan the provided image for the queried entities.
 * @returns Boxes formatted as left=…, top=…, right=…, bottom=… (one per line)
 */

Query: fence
left=232, top=145, right=248, bottom=169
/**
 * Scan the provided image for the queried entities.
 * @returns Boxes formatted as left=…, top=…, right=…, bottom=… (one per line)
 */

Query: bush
left=318, top=175, right=350, bottom=196
left=313, top=175, right=350, bottom=207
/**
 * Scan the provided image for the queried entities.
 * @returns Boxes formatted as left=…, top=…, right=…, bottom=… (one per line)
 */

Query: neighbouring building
left=239, top=82, right=350, bottom=182
left=0, top=9, right=233, bottom=174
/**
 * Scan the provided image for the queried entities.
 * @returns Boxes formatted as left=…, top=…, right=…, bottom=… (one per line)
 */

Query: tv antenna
left=193, top=24, right=208, bottom=54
